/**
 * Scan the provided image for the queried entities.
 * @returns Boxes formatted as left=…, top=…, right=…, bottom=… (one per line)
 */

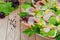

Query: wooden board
left=14, top=7, right=21, bottom=40
left=6, top=8, right=20, bottom=40
left=0, top=16, right=8, bottom=40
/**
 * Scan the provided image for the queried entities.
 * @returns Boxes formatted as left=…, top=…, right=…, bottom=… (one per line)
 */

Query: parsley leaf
left=21, top=4, right=31, bottom=10
left=18, top=12, right=28, bottom=18
left=0, top=2, right=14, bottom=16
left=48, top=17, right=57, bottom=25
left=23, top=24, right=41, bottom=37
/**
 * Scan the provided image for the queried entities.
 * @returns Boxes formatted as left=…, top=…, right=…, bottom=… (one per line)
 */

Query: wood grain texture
left=36, top=35, right=48, bottom=40
left=0, top=16, right=8, bottom=40
left=28, top=35, right=36, bottom=40
left=14, top=8, right=21, bottom=40
left=6, top=11, right=16, bottom=40
left=6, top=8, right=20, bottom=40
left=20, top=24, right=28, bottom=40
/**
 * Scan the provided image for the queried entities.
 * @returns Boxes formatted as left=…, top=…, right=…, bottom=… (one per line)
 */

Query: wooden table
left=0, top=8, right=20, bottom=40
left=0, top=8, right=54, bottom=40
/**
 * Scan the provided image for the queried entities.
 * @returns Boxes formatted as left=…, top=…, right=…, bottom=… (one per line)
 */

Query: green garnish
left=21, top=4, right=31, bottom=10
left=55, top=10, right=60, bottom=15
left=48, top=17, right=57, bottom=25
left=40, top=29, right=55, bottom=37
left=23, top=24, right=41, bottom=37
left=0, top=2, right=14, bottom=16
left=55, top=31, right=60, bottom=40
left=18, top=12, right=28, bottom=18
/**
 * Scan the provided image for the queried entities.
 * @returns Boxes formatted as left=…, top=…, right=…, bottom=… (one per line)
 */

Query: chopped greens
left=23, top=24, right=55, bottom=37
left=21, top=4, right=31, bottom=10
left=0, top=2, right=14, bottom=16
left=40, top=29, right=55, bottom=37
left=55, top=31, right=60, bottom=40
left=23, top=24, right=41, bottom=37
left=55, top=10, right=60, bottom=15
left=18, top=12, right=28, bottom=18
left=48, top=17, right=57, bottom=25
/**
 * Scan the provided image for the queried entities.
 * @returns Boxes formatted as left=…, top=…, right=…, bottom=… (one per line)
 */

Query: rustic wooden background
left=0, top=0, right=57, bottom=40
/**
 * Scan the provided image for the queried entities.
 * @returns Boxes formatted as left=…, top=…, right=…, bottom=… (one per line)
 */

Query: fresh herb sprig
left=23, top=24, right=41, bottom=37
left=0, top=2, right=14, bottom=16
left=18, top=12, right=29, bottom=18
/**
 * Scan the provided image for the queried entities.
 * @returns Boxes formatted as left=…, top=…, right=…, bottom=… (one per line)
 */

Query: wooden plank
left=28, top=35, right=36, bottom=40
left=36, top=35, right=48, bottom=40
left=20, top=21, right=29, bottom=40
left=21, top=23, right=30, bottom=40
left=36, top=35, right=54, bottom=40
left=14, top=8, right=20, bottom=40
left=6, top=9, right=18, bottom=40
left=0, top=16, right=8, bottom=40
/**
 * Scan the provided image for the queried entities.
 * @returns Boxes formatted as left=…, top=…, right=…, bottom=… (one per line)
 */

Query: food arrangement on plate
left=18, top=0, right=60, bottom=40
left=0, top=1, right=19, bottom=19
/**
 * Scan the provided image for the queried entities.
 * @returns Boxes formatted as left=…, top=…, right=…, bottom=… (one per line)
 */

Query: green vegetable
left=48, top=17, right=57, bottom=25
left=18, top=12, right=28, bottom=18
left=22, top=0, right=60, bottom=39
left=0, top=2, right=14, bottom=16
left=55, top=10, right=60, bottom=15
left=51, top=6, right=57, bottom=12
left=55, top=31, right=60, bottom=40
left=23, top=23, right=55, bottom=37
left=54, top=22, right=59, bottom=26
left=41, top=2, right=52, bottom=9
left=23, top=24, right=41, bottom=37
left=39, top=18, right=45, bottom=25
left=40, top=29, right=55, bottom=37
left=57, top=25, right=60, bottom=32
left=55, top=16, right=60, bottom=26
left=33, top=24, right=41, bottom=34
left=40, top=29, right=48, bottom=36
left=23, top=28, right=35, bottom=37
left=55, top=25, right=60, bottom=40
left=48, top=29, right=55, bottom=36
left=21, top=4, right=31, bottom=10
left=35, top=10, right=43, bottom=17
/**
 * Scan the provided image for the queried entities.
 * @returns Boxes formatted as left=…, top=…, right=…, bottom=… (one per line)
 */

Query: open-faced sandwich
left=19, top=0, right=60, bottom=39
